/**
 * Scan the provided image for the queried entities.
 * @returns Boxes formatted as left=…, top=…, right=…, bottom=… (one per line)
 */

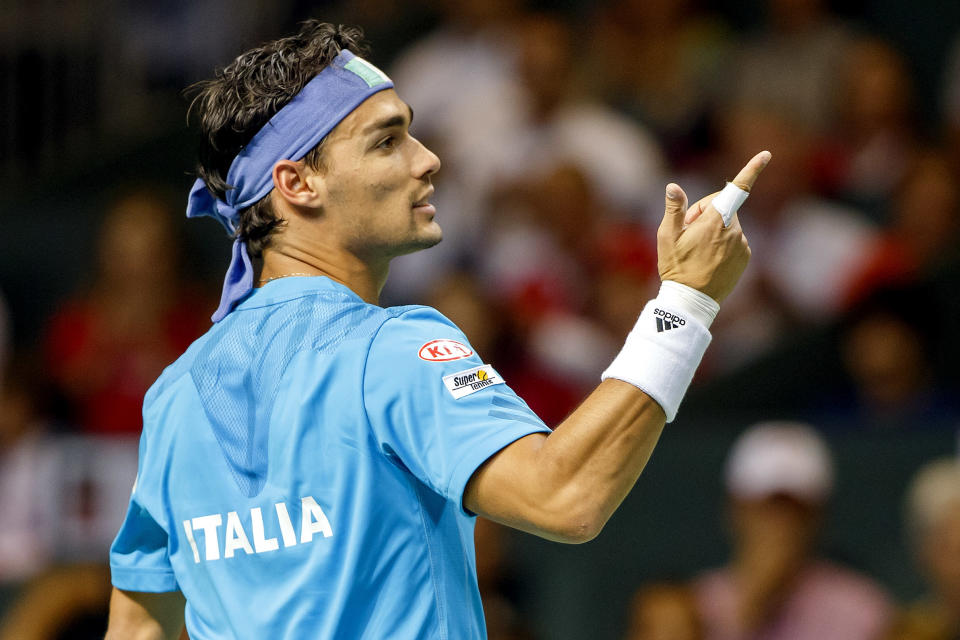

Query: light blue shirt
left=110, top=276, right=550, bottom=639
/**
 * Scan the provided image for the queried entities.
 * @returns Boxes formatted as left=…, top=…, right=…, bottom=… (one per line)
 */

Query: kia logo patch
left=418, top=339, right=474, bottom=362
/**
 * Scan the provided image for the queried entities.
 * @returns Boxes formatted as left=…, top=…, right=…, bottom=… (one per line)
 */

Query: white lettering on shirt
left=300, top=496, right=334, bottom=543
left=223, top=511, right=253, bottom=558
left=182, top=519, right=201, bottom=563
left=251, top=507, right=279, bottom=553
left=182, top=497, right=333, bottom=563
left=192, top=514, right=223, bottom=561
left=275, top=502, right=297, bottom=548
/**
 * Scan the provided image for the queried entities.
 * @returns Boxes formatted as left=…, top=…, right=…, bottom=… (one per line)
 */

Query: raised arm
left=464, top=152, right=771, bottom=543
left=105, top=588, right=185, bottom=640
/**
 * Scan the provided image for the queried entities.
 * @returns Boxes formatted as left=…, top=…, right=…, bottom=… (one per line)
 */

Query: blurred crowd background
left=1, top=0, right=960, bottom=638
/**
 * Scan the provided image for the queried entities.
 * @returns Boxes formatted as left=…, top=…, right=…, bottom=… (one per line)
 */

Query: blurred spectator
left=496, top=12, right=666, bottom=218
left=827, top=286, right=959, bottom=431
left=481, top=164, right=605, bottom=318
left=694, top=422, right=893, bottom=640
left=704, top=103, right=879, bottom=373
left=814, top=38, right=918, bottom=214
left=387, top=7, right=669, bottom=309
left=588, top=0, right=733, bottom=164
left=886, top=458, right=960, bottom=640
left=728, top=0, right=857, bottom=134
left=478, top=164, right=627, bottom=424
left=389, top=10, right=667, bottom=303
left=393, top=9, right=666, bottom=217
left=624, top=581, right=704, bottom=640
left=0, top=354, right=58, bottom=584
left=845, top=151, right=960, bottom=306
left=43, top=187, right=210, bottom=435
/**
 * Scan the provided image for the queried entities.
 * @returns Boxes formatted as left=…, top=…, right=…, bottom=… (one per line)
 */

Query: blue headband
left=186, top=50, right=394, bottom=322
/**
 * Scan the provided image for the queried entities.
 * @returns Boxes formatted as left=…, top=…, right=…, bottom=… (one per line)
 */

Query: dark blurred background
left=1, top=0, right=960, bottom=639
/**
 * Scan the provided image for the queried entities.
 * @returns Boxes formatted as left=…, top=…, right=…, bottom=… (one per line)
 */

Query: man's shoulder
left=371, top=304, right=468, bottom=353
left=380, top=303, right=456, bottom=327
left=142, top=330, right=216, bottom=410
left=140, top=300, right=434, bottom=407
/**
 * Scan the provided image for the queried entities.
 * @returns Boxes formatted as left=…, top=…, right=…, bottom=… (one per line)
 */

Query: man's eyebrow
left=364, top=105, right=414, bottom=135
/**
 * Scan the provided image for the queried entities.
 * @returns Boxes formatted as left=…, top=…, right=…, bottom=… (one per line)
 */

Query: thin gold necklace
left=258, top=272, right=315, bottom=285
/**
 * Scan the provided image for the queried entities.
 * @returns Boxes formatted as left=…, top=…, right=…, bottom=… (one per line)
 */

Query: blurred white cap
left=725, top=421, right=834, bottom=504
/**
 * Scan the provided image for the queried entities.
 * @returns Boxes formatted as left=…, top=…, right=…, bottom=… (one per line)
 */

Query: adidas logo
left=654, top=308, right=686, bottom=332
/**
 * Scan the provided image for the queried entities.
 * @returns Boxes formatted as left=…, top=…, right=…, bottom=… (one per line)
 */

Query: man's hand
left=656, top=151, right=771, bottom=303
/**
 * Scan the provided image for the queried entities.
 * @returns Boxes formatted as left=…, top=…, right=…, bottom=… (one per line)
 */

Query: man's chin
left=393, top=228, right=443, bottom=258
left=416, top=219, right=443, bottom=247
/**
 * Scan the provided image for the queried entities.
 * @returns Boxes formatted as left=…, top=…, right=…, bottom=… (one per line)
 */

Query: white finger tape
left=711, top=182, right=749, bottom=227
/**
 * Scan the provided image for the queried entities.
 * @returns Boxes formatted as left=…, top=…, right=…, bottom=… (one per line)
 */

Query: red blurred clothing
left=843, top=235, right=917, bottom=308
left=45, top=293, right=209, bottom=435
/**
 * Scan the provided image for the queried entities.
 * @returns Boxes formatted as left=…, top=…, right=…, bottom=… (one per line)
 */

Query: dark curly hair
left=188, top=21, right=369, bottom=257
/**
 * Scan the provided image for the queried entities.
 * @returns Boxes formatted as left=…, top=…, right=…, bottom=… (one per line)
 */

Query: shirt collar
left=233, top=275, right=366, bottom=312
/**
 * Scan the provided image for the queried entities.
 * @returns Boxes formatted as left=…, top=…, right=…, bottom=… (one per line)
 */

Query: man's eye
left=376, top=136, right=396, bottom=150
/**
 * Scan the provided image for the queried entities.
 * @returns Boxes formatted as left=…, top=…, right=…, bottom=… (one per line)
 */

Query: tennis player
left=105, top=21, right=768, bottom=639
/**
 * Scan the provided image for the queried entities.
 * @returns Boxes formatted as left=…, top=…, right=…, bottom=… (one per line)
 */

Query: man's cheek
left=367, top=180, right=396, bottom=203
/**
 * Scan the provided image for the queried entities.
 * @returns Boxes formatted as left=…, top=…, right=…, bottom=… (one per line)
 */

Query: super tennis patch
left=443, top=365, right=504, bottom=399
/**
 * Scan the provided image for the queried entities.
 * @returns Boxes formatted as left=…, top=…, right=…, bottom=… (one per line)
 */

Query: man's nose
left=412, top=137, right=441, bottom=178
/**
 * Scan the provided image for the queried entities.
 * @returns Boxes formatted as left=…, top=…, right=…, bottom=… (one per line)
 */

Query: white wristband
left=601, top=284, right=713, bottom=422
left=712, top=182, right=749, bottom=227
left=659, top=280, right=720, bottom=328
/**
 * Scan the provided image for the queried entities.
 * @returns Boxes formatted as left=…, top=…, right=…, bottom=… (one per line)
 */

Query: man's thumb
left=661, top=183, right=688, bottom=238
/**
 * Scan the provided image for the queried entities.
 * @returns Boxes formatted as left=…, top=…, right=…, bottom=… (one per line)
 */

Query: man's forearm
left=532, top=379, right=668, bottom=538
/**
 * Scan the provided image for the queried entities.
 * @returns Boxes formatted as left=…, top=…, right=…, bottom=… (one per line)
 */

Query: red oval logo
left=418, top=339, right=473, bottom=362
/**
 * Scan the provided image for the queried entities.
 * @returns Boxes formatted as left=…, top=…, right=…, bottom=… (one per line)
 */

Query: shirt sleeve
left=110, top=437, right=179, bottom=592
left=363, top=307, right=551, bottom=513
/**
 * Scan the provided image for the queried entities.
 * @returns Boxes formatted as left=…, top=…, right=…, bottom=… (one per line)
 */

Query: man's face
left=311, top=89, right=442, bottom=262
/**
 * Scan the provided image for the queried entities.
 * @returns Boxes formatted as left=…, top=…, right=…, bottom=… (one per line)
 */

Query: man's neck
left=258, top=248, right=387, bottom=305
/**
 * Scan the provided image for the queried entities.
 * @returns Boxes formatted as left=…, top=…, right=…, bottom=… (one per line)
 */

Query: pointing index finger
left=730, top=150, right=772, bottom=193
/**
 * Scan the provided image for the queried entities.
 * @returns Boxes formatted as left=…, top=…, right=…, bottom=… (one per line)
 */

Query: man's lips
left=413, top=186, right=435, bottom=214
left=413, top=203, right=436, bottom=215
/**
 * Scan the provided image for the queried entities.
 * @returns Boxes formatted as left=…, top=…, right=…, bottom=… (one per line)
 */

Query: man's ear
left=272, top=159, right=324, bottom=208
